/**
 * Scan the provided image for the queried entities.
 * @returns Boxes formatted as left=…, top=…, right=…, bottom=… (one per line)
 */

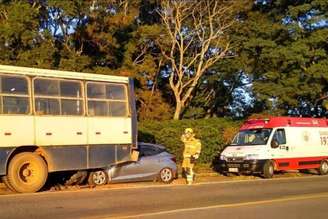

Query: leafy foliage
left=138, top=118, right=241, bottom=164
left=229, top=0, right=328, bottom=116
left=0, top=0, right=328, bottom=119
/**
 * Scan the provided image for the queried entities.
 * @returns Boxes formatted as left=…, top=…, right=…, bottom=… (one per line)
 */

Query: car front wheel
left=88, top=170, right=108, bottom=186
left=159, top=167, right=174, bottom=184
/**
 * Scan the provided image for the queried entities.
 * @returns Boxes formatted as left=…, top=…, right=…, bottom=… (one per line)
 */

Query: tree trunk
left=173, top=101, right=183, bottom=120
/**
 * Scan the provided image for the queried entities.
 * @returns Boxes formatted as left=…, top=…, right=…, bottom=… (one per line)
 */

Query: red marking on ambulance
left=274, top=156, right=328, bottom=171
left=240, top=117, right=328, bottom=130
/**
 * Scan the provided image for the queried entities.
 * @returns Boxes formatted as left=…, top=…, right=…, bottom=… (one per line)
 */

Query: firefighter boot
left=186, top=168, right=194, bottom=185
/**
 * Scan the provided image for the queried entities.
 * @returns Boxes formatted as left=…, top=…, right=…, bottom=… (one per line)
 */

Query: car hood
left=221, top=145, right=266, bottom=157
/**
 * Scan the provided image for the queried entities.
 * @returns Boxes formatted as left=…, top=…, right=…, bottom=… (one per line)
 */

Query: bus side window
left=87, top=82, right=128, bottom=117
left=88, top=100, right=108, bottom=116
left=109, top=102, right=127, bottom=117
left=60, top=81, right=84, bottom=115
left=106, top=84, right=126, bottom=100
left=34, top=79, right=60, bottom=115
left=34, top=98, right=60, bottom=115
left=0, top=75, right=30, bottom=114
left=34, top=78, right=84, bottom=116
left=87, top=83, right=108, bottom=116
left=273, top=129, right=286, bottom=145
left=107, top=84, right=128, bottom=117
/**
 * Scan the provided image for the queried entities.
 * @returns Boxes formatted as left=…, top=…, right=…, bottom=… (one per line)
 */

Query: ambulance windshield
left=231, top=128, right=272, bottom=146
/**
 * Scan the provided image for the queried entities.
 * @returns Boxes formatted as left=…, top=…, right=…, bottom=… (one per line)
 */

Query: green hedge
left=138, top=118, right=242, bottom=164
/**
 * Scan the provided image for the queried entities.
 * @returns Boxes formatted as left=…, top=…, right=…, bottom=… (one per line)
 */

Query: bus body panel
left=0, top=147, right=15, bottom=175
left=87, top=117, right=132, bottom=145
left=34, top=116, right=88, bottom=146
left=0, top=116, right=34, bottom=146
left=88, top=145, right=117, bottom=168
left=41, top=145, right=88, bottom=172
left=128, top=78, right=138, bottom=149
left=0, top=144, right=129, bottom=174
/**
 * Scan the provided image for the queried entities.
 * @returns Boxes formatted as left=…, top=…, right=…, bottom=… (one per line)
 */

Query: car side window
left=139, top=145, right=161, bottom=157
left=272, top=129, right=286, bottom=144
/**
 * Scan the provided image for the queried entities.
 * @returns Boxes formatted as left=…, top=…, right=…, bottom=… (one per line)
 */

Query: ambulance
left=219, top=117, right=328, bottom=178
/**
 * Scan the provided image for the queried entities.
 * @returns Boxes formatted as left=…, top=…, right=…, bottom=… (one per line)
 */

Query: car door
left=111, top=144, right=161, bottom=182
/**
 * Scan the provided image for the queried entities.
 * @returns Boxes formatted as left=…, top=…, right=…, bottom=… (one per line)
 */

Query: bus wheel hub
left=22, top=168, right=31, bottom=177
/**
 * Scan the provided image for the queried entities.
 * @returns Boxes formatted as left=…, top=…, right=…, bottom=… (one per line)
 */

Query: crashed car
left=88, top=142, right=177, bottom=185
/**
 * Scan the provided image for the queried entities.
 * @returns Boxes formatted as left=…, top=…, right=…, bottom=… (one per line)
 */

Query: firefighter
left=181, top=128, right=202, bottom=185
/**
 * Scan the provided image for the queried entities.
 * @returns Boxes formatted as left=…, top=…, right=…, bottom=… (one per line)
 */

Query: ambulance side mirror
left=271, top=139, right=279, bottom=149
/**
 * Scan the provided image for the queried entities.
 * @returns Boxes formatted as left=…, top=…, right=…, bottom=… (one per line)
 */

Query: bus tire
left=1, top=176, right=16, bottom=192
left=318, top=160, right=328, bottom=175
left=263, top=160, right=274, bottom=179
left=7, top=152, right=48, bottom=193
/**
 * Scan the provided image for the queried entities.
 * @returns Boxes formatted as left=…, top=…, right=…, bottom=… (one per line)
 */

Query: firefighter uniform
left=181, top=128, right=201, bottom=184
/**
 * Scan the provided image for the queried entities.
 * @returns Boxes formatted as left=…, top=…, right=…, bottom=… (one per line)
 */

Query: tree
left=0, top=1, right=56, bottom=68
left=120, top=1, right=174, bottom=120
left=156, top=0, right=239, bottom=119
left=230, top=0, right=328, bottom=117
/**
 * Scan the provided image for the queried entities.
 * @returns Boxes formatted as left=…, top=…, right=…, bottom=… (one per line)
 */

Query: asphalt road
left=1, top=176, right=328, bottom=219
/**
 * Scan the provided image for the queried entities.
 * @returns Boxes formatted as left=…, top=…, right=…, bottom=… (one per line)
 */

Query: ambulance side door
left=270, top=128, right=289, bottom=159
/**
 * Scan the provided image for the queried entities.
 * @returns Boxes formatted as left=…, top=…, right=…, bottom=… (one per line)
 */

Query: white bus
left=0, top=65, right=137, bottom=193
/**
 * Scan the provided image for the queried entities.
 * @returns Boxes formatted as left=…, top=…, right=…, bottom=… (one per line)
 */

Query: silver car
left=88, top=143, right=177, bottom=185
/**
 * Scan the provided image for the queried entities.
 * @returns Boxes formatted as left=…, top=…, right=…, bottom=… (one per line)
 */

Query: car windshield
left=231, top=129, right=272, bottom=146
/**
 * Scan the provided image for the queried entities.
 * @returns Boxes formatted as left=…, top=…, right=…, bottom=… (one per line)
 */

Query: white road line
left=104, top=192, right=328, bottom=219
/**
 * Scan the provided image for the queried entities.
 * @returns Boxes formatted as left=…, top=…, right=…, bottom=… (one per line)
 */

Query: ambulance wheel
left=318, top=160, right=328, bottom=175
left=263, top=161, right=274, bottom=179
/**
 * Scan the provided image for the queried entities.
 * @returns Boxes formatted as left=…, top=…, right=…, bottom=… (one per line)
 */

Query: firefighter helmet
left=184, top=128, right=194, bottom=134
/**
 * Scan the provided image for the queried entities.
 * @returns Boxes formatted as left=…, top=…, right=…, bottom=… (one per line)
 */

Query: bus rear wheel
left=318, top=160, right=328, bottom=175
left=7, top=152, right=48, bottom=193
left=1, top=176, right=16, bottom=192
